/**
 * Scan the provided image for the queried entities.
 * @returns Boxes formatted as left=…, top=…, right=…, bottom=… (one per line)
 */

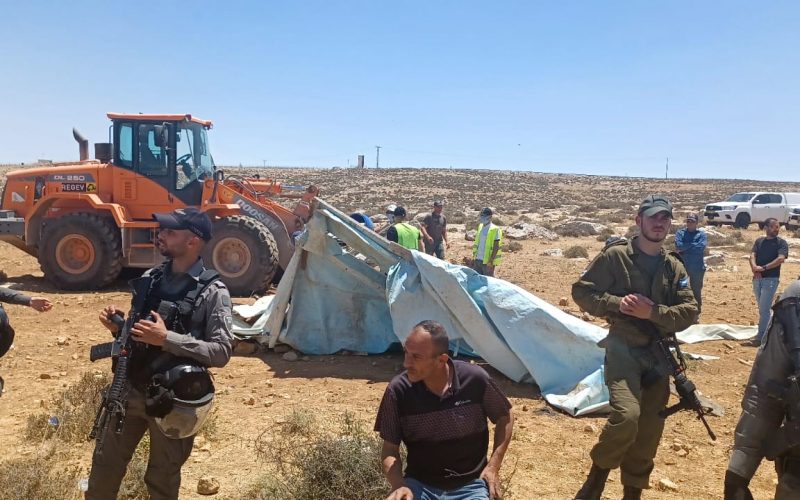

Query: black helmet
left=147, top=364, right=215, bottom=439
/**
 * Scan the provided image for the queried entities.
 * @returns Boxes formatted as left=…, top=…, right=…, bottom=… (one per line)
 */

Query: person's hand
left=480, top=465, right=503, bottom=499
left=753, top=271, right=763, bottom=279
left=99, top=305, right=123, bottom=333
left=425, top=235, right=433, bottom=244
left=385, top=486, right=413, bottom=500
left=486, top=263, right=495, bottom=273
left=753, top=265, right=765, bottom=273
left=619, top=293, right=654, bottom=319
left=29, top=297, right=52, bottom=312
left=130, top=312, right=168, bottom=346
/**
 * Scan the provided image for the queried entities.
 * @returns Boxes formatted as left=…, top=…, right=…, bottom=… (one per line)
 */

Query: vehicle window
left=117, top=124, right=133, bottom=169
left=175, top=125, right=197, bottom=190
left=753, top=195, right=767, bottom=204
left=728, top=193, right=755, bottom=202
left=137, top=125, right=168, bottom=176
left=768, top=194, right=783, bottom=204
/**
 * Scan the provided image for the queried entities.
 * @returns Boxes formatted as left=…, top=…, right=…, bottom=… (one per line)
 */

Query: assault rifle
left=642, top=321, right=717, bottom=441
left=88, top=276, right=153, bottom=451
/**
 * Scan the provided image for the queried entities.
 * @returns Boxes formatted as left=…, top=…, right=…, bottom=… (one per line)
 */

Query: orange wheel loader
left=0, top=113, right=317, bottom=296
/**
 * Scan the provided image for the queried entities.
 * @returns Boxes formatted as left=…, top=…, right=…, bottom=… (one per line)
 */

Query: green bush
left=0, top=447, right=81, bottom=500
left=564, top=245, right=589, bottom=259
left=26, top=371, right=109, bottom=443
left=249, top=411, right=388, bottom=500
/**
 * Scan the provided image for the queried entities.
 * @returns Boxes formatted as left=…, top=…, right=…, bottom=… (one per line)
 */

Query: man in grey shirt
left=422, top=200, right=448, bottom=259
left=86, top=208, right=233, bottom=500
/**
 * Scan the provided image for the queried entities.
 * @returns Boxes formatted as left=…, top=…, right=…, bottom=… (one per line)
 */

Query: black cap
left=153, top=207, right=213, bottom=241
left=393, top=206, right=407, bottom=217
left=638, top=195, right=673, bottom=218
left=480, top=207, right=493, bottom=217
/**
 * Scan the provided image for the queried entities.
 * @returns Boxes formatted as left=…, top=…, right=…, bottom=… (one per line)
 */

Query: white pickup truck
left=704, top=192, right=800, bottom=228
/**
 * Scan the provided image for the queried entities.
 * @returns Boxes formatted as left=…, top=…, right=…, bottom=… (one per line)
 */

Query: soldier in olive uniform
left=726, top=279, right=800, bottom=500
left=86, top=208, right=233, bottom=500
left=572, top=195, right=698, bottom=500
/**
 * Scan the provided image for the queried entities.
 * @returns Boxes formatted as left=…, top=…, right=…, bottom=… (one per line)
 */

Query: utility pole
left=375, top=146, right=381, bottom=168
left=665, top=157, right=669, bottom=179
left=262, top=159, right=266, bottom=168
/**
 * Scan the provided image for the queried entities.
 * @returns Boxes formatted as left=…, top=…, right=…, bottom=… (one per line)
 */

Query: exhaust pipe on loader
left=73, top=128, right=89, bottom=161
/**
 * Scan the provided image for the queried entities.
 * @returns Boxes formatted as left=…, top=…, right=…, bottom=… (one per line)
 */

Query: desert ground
left=2, top=166, right=800, bottom=499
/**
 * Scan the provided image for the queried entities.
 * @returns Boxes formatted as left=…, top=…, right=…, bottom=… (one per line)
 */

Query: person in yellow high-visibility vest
left=387, top=206, right=425, bottom=252
left=472, top=207, right=502, bottom=276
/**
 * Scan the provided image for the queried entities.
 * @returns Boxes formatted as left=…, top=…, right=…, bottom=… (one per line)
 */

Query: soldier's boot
left=575, top=464, right=610, bottom=500
left=622, top=485, right=642, bottom=500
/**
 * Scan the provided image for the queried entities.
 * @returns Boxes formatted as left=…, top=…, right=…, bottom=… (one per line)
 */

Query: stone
left=465, top=230, right=477, bottom=241
left=583, top=424, right=597, bottom=434
left=558, top=297, right=569, bottom=306
left=554, top=220, right=608, bottom=237
left=676, top=449, right=688, bottom=457
left=505, top=222, right=559, bottom=241
left=273, top=344, right=292, bottom=354
left=243, top=396, right=255, bottom=406
left=39, top=373, right=52, bottom=380
left=282, top=351, right=299, bottom=362
left=56, top=336, right=69, bottom=346
left=581, top=312, right=592, bottom=322
left=197, top=475, right=220, bottom=495
left=704, top=253, right=725, bottom=266
left=657, top=478, right=679, bottom=492
left=541, top=248, right=563, bottom=257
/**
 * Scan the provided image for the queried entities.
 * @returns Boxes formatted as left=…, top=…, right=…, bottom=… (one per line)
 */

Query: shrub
left=595, top=227, right=615, bottom=242
left=0, top=447, right=81, bottom=500
left=564, top=245, right=589, bottom=259
left=26, top=370, right=109, bottom=443
left=503, top=241, right=523, bottom=253
left=250, top=411, right=388, bottom=500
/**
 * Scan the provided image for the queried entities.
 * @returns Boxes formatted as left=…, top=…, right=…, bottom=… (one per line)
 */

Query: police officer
left=726, top=279, right=800, bottom=499
left=571, top=195, right=698, bottom=499
left=86, top=207, right=233, bottom=500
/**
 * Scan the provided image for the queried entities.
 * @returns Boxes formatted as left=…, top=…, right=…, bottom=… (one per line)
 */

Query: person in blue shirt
left=674, top=212, right=707, bottom=317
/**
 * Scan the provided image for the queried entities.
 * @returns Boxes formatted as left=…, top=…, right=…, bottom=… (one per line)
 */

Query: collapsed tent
left=239, top=199, right=748, bottom=416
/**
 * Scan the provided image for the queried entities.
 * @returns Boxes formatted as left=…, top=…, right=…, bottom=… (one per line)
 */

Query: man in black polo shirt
left=375, top=320, right=514, bottom=500
left=749, top=217, right=789, bottom=346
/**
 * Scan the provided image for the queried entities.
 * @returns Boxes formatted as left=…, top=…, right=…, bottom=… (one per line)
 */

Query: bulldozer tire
left=203, top=215, right=278, bottom=296
left=39, top=213, right=122, bottom=290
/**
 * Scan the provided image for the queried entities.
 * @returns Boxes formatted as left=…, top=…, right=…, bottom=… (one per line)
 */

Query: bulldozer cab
left=112, top=115, right=215, bottom=206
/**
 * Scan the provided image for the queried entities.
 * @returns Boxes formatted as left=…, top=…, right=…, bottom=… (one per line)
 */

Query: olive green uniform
left=86, top=258, right=233, bottom=500
left=728, top=281, right=800, bottom=499
left=572, top=237, right=698, bottom=489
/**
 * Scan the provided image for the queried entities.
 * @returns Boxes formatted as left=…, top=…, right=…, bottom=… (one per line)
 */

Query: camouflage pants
left=85, top=388, right=194, bottom=500
left=590, top=337, right=670, bottom=489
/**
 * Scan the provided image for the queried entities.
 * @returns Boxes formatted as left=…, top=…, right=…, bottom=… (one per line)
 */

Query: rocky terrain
left=2, top=165, right=800, bottom=498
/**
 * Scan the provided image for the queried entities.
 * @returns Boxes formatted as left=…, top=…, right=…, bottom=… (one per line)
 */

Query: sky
left=0, top=1, right=798, bottom=180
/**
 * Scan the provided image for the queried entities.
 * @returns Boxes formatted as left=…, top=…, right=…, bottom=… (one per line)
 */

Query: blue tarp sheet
left=268, top=201, right=611, bottom=415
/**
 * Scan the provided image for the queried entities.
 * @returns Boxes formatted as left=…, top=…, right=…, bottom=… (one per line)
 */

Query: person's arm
left=674, top=229, right=687, bottom=252
left=420, top=217, right=433, bottom=243
left=442, top=218, right=448, bottom=245
left=481, top=411, right=514, bottom=499
left=764, top=239, right=789, bottom=271
left=692, top=230, right=707, bottom=251
left=647, top=264, right=699, bottom=332
left=381, top=441, right=413, bottom=500
left=419, top=232, right=426, bottom=253
left=0, top=287, right=33, bottom=306
left=572, top=251, right=623, bottom=317
left=136, top=284, right=234, bottom=367
left=387, top=226, right=398, bottom=243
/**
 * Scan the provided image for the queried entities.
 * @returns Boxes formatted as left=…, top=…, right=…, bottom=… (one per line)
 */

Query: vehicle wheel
left=203, top=215, right=278, bottom=296
left=734, top=213, right=751, bottom=229
left=39, top=213, right=122, bottom=290
left=707, top=221, right=720, bottom=226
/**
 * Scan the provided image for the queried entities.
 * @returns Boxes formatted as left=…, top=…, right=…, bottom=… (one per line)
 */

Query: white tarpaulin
left=254, top=199, right=740, bottom=416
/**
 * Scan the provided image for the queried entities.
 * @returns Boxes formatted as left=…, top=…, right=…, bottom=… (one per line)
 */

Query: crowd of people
left=2, top=196, right=800, bottom=499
